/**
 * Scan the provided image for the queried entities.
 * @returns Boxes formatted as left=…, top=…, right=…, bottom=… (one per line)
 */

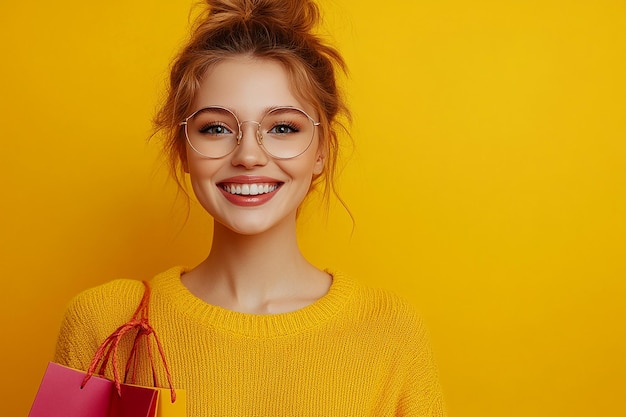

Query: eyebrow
left=199, top=105, right=302, bottom=119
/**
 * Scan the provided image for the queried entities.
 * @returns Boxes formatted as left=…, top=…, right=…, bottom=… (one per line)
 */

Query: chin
left=215, top=212, right=295, bottom=236
left=226, top=223, right=271, bottom=236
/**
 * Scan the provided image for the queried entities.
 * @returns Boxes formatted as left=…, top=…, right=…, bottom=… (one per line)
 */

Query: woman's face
left=185, top=56, right=325, bottom=235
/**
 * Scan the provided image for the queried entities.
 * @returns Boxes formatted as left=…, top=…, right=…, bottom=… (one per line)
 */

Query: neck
left=184, top=216, right=329, bottom=313
left=208, top=218, right=304, bottom=282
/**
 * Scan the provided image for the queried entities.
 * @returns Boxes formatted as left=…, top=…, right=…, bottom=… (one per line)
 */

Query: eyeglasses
left=180, top=106, right=320, bottom=159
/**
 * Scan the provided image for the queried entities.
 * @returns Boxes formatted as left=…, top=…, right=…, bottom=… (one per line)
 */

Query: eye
left=268, top=122, right=299, bottom=135
left=198, top=123, right=233, bottom=135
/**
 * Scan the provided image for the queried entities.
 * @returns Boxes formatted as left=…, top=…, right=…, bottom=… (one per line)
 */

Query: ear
left=181, top=153, right=189, bottom=173
left=312, top=148, right=326, bottom=176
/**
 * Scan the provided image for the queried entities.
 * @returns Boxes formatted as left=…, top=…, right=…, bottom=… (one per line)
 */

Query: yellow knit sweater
left=54, top=267, right=446, bottom=416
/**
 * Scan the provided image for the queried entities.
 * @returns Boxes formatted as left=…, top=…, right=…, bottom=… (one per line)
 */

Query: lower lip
left=218, top=185, right=281, bottom=207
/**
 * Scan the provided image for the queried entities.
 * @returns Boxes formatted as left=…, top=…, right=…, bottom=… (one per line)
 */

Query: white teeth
left=222, top=183, right=278, bottom=196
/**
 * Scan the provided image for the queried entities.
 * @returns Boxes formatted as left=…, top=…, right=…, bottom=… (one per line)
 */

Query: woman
left=54, top=0, right=446, bottom=415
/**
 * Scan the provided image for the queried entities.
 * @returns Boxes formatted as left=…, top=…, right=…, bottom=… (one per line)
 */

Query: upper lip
left=218, top=175, right=283, bottom=184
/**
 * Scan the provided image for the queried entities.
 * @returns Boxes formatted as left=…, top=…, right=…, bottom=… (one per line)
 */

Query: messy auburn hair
left=153, top=0, right=350, bottom=208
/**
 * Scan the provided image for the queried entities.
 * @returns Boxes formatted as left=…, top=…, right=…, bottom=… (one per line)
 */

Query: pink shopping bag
left=29, top=362, right=113, bottom=417
left=28, top=362, right=158, bottom=417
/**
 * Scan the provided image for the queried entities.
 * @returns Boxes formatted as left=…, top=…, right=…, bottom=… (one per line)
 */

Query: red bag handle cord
left=81, top=281, right=177, bottom=403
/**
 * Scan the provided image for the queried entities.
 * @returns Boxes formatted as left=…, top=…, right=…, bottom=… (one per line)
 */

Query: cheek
left=186, top=146, right=217, bottom=176
left=186, top=155, right=220, bottom=199
left=283, top=157, right=320, bottom=194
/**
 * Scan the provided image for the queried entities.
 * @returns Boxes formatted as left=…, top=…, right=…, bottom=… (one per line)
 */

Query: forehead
left=193, top=57, right=313, bottom=118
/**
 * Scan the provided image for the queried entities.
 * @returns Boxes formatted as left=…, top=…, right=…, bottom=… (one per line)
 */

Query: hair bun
left=206, top=0, right=320, bottom=35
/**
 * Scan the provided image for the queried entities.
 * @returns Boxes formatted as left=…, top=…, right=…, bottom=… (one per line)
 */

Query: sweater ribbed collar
left=150, top=266, right=356, bottom=339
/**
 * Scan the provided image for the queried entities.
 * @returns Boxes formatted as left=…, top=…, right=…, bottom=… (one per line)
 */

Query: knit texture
left=55, top=267, right=446, bottom=417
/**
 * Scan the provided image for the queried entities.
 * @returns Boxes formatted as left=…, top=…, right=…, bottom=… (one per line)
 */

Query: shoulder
left=54, top=267, right=187, bottom=370
left=63, top=265, right=187, bottom=315
left=54, top=279, right=145, bottom=369
left=65, top=278, right=145, bottom=321
left=331, top=271, right=427, bottom=338
left=57, top=266, right=186, bottom=342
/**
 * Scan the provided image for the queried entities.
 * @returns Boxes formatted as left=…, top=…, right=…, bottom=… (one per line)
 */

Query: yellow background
left=1, top=1, right=625, bottom=416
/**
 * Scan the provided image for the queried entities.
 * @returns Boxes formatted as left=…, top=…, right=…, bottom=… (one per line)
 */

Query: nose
left=230, top=121, right=269, bottom=168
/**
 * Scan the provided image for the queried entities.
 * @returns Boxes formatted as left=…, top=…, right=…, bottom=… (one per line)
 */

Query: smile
left=220, top=183, right=280, bottom=196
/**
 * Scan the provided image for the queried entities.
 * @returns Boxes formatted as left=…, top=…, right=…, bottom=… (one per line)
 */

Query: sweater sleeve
left=53, top=279, right=145, bottom=372
left=396, top=310, right=447, bottom=417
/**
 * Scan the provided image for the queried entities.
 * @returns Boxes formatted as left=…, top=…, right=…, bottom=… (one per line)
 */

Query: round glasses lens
left=185, top=107, right=239, bottom=158
left=259, top=108, right=316, bottom=158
